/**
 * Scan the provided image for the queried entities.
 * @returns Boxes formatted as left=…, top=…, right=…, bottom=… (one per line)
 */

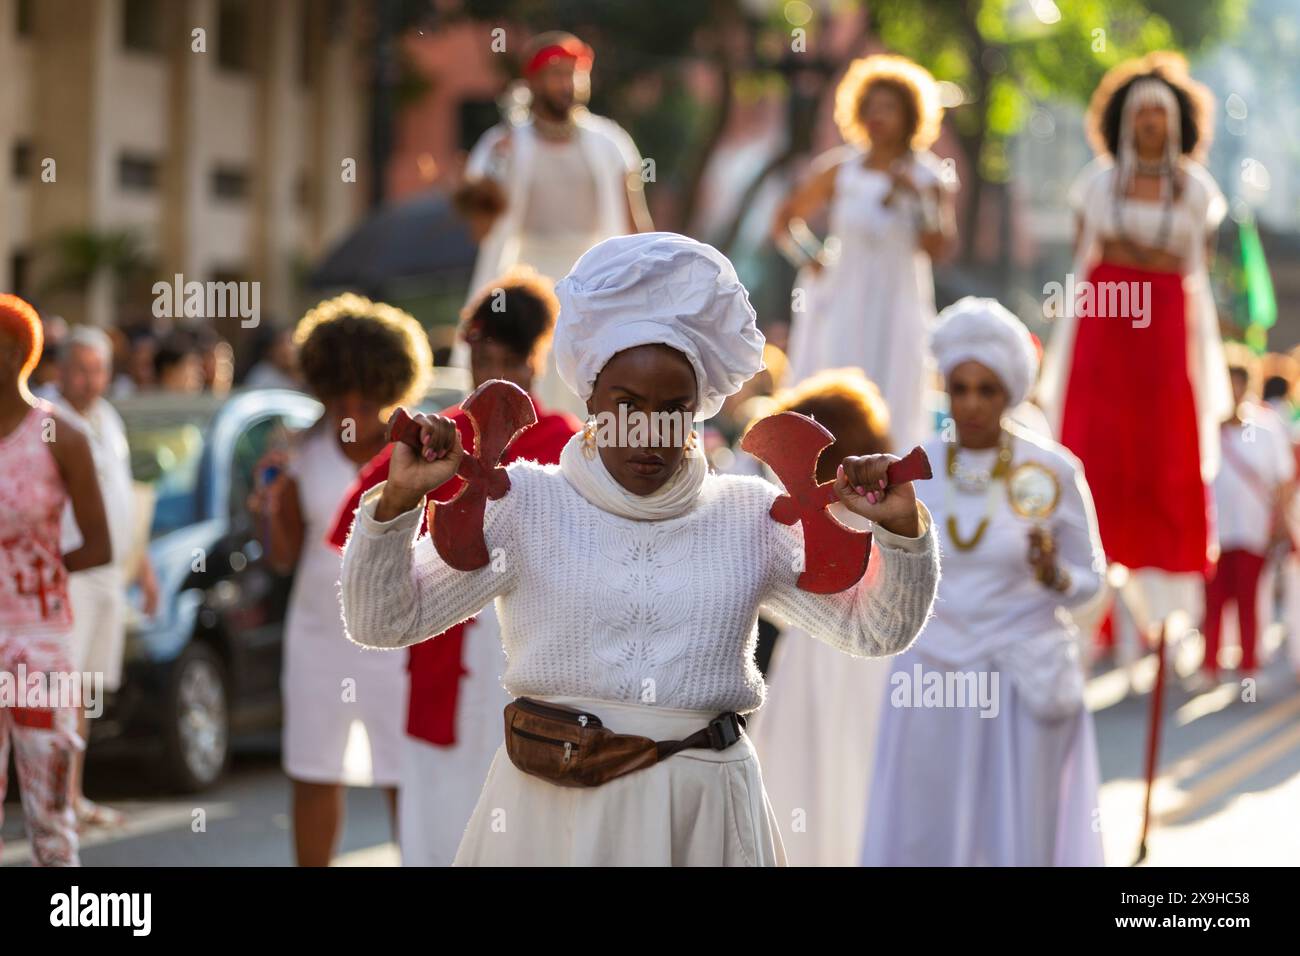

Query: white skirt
left=862, top=647, right=1104, bottom=866
left=399, top=610, right=510, bottom=867
left=748, top=627, right=891, bottom=866
left=453, top=696, right=787, bottom=866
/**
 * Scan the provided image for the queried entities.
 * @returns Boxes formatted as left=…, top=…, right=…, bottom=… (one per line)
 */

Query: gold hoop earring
left=581, top=416, right=598, bottom=460
left=678, top=430, right=698, bottom=471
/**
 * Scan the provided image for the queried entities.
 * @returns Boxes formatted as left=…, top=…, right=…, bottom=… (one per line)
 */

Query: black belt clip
left=706, top=712, right=745, bottom=750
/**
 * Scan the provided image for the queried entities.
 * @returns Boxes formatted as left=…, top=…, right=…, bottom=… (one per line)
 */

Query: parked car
left=96, top=374, right=470, bottom=792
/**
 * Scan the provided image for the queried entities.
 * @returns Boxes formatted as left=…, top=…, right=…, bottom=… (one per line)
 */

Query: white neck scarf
left=558, top=431, right=707, bottom=521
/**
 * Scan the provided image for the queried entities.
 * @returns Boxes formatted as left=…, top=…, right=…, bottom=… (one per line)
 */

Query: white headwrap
left=553, top=232, right=766, bottom=420
left=1115, top=77, right=1182, bottom=202
left=931, top=296, right=1039, bottom=406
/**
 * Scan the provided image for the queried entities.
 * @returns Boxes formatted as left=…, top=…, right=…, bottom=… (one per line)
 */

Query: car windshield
left=115, top=395, right=221, bottom=538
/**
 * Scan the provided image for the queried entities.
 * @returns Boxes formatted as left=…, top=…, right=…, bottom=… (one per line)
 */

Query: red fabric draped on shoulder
left=326, top=399, right=579, bottom=745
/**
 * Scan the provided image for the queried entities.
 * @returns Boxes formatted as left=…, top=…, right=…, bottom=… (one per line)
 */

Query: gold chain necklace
left=945, top=432, right=1013, bottom=551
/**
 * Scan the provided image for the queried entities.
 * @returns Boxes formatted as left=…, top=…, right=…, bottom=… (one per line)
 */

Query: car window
left=119, top=407, right=214, bottom=538
left=229, top=416, right=298, bottom=527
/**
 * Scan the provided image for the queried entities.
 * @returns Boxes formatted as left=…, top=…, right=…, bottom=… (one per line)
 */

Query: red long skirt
left=1059, top=262, right=1209, bottom=573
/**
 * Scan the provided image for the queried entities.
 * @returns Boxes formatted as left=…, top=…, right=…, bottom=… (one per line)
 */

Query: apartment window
left=118, top=154, right=160, bottom=191
left=326, top=0, right=347, bottom=39
left=16, top=0, right=33, bottom=38
left=10, top=253, right=31, bottom=300
left=12, top=141, right=32, bottom=181
left=212, top=166, right=250, bottom=202
left=217, top=0, right=250, bottom=72
left=298, top=2, right=316, bottom=87
left=123, top=0, right=162, bottom=53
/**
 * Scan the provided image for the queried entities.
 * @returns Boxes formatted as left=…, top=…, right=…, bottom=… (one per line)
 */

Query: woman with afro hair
left=1039, top=52, right=1231, bottom=655
left=743, top=367, right=897, bottom=866
left=771, top=53, right=958, bottom=448
left=251, top=293, right=432, bottom=866
left=325, top=267, right=580, bottom=866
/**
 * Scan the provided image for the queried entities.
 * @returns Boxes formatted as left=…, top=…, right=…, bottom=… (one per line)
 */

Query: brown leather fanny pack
left=503, top=697, right=746, bottom=788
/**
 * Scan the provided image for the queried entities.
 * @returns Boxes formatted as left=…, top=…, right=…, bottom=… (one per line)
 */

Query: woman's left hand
left=835, top=454, right=921, bottom=538
left=1027, top=526, right=1064, bottom=589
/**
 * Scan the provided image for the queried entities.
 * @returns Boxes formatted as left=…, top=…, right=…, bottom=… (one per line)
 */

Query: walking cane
left=1133, top=621, right=1169, bottom=865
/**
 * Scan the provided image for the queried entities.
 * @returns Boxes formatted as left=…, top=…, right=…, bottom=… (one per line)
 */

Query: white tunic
left=461, top=113, right=643, bottom=418
left=1215, top=414, right=1294, bottom=554
left=281, top=428, right=407, bottom=787
left=862, top=424, right=1108, bottom=866
left=51, top=394, right=136, bottom=690
left=787, top=150, right=953, bottom=448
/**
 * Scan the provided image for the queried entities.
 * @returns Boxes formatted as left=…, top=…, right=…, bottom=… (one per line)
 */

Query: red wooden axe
left=387, top=379, right=537, bottom=571
left=741, top=411, right=932, bottom=594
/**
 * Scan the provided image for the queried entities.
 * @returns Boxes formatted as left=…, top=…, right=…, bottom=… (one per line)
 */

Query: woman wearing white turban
left=338, top=232, right=940, bottom=866
left=862, top=297, right=1107, bottom=867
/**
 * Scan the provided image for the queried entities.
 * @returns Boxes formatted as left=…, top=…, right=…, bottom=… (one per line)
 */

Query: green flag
left=1239, top=218, right=1276, bottom=353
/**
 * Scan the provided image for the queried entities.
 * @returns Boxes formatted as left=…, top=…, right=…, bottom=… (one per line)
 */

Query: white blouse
left=1068, top=156, right=1226, bottom=272
left=913, top=423, right=1107, bottom=719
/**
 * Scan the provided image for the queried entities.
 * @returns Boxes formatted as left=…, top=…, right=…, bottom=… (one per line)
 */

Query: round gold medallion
left=1006, top=462, right=1061, bottom=521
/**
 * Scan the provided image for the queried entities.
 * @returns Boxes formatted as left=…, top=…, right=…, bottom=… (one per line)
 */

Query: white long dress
left=747, top=505, right=892, bottom=866
left=787, top=151, right=953, bottom=448
left=281, top=428, right=407, bottom=787
left=398, top=605, right=511, bottom=866
left=862, top=424, right=1108, bottom=866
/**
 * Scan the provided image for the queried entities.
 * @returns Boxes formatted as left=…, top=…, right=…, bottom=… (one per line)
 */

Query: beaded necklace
left=944, top=430, right=1013, bottom=551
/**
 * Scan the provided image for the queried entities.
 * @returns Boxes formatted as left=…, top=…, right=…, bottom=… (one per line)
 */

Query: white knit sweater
left=339, top=462, right=940, bottom=714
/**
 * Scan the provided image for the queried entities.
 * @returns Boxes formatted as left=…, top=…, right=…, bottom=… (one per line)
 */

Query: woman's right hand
left=376, top=413, right=464, bottom=521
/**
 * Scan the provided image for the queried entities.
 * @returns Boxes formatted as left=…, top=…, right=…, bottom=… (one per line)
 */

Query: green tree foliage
left=869, top=0, right=1244, bottom=182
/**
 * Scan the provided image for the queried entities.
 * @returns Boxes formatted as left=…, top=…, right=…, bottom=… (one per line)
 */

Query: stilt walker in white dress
left=254, top=294, right=433, bottom=867
left=746, top=368, right=897, bottom=866
left=339, top=233, right=940, bottom=866
left=772, top=54, right=957, bottom=448
left=454, top=31, right=652, bottom=418
left=863, top=298, right=1107, bottom=867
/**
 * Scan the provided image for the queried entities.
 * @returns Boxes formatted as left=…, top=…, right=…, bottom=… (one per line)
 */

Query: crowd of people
left=2, top=33, right=1298, bottom=869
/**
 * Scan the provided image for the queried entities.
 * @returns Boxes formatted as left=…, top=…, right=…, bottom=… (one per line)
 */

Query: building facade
left=1, top=0, right=370, bottom=329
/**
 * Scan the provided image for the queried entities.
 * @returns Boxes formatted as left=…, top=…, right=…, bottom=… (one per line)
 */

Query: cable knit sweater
left=339, top=461, right=940, bottom=714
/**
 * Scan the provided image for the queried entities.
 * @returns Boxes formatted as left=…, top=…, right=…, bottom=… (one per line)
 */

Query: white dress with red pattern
left=0, top=401, right=82, bottom=867
left=0, top=402, right=73, bottom=639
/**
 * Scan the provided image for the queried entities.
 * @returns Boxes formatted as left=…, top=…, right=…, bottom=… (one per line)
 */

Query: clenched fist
left=374, top=413, right=464, bottom=522
left=835, top=454, right=922, bottom=538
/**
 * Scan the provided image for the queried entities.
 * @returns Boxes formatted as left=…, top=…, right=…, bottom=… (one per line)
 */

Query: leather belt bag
left=503, top=697, right=746, bottom=788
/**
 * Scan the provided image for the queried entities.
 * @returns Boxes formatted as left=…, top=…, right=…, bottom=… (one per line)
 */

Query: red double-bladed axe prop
left=741, top=411, right=933, bottom=594
left=386, top=379, right=537, bottom=571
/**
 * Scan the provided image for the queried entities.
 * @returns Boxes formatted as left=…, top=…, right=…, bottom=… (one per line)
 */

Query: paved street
left=1093, top=629, right=1300, bottom=866
left=1, top=733, right=398, bottom=867
left=5, top=628, right=1298, bottom=867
